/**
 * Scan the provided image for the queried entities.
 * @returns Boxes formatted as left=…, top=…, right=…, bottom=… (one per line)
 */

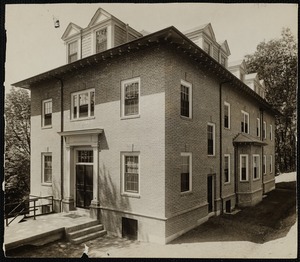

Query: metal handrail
left=5, top=195, right=54, bottom=226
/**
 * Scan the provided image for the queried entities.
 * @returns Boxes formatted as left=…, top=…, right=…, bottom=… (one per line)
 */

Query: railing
left=5, top=195, right=54, bottom=227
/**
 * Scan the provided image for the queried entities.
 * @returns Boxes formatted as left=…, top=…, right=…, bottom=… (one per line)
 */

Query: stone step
left=65, top=220, right=100, bottom=233
left=70, top=230, right=107, bottom=244
left=67, top=224, right=104, bottom=240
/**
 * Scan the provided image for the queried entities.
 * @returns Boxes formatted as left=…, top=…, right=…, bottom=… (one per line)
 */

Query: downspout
left=260, top=108, right=264, bottom=193
left=55, top=77, right=64, bottom=211
left=219, top=80, right=231, bottom=214
left=234, top=143, right=238, bottom=206
left=80, top=29, right=83, bottom=59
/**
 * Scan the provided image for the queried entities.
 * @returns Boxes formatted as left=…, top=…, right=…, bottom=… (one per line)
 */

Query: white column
left=91, top=145, right=99, bottom=206
left=64, top=145, right=71, bottom=199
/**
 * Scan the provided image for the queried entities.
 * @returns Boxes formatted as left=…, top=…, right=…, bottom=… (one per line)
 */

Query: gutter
left=219, top=80, right=231, bottom=214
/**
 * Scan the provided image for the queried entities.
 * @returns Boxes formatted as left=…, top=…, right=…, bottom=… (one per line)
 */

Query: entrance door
left=76, top=165, right=93, bottom=208
left=207, top=176, right=213, bottom=213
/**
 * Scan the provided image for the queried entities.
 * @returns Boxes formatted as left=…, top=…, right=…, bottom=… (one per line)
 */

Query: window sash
left=263, top=155, right=266, bottom=175
left=241, top=111, right=249, bottom=134
left=72, top=90, right=95, bottom=119
left=124, top=82, right=139, bottom=116
left=240, top=155, right=248, bottom=181
left=207, top=124, right=215, bottom=155
left=224, top=102, right=230, bottom=129
left=68, top=41, right=78, bottom=63
left=96, top=28, right=107, bottom=53
left=253, top=155, right=260, bottom=179
left=257, top=118, right=260, bottom=137
left=224, top=155, right=230, bottom=183
left=43, top=100, right=52, bottom=127
left=43, top=154, right=52, bottom=183
left=270, top=155, right=273, bottom=173
left=181, top=85, right=190, bottom=117
left=263, top=121, right=267, bottom=139
left=123, top=155, right=139, bottom=194
left=181, top=153, right=192, bottom=192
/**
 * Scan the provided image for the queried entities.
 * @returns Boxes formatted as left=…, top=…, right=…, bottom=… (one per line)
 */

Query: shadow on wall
left=99, top=131, right=109, bottom=150
left=99, top=163, right=131, bottom=237
left=170, top=181, right=296, bottom=245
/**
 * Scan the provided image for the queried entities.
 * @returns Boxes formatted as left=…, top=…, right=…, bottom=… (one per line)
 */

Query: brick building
left=13, top=8, right=278, bottom=244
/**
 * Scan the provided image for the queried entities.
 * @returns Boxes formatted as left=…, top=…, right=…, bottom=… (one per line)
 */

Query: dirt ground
left=5, top=181, right=296, bottom=258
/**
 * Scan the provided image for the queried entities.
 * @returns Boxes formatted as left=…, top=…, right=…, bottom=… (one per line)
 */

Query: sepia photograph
left=3, top=2, right=298, bottom=258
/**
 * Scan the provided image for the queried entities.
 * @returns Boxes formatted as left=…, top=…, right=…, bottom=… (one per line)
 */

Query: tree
left=245, top=28, right=297, bottom=173
left=5, top=87, right=31, bottom=209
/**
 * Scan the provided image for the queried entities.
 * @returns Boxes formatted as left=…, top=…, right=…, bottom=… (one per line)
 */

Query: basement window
left=122, top=217, right=138, bottom=240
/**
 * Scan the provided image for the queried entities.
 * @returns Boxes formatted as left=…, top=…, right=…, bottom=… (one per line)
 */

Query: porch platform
left=4, top=211, right=97, bottom=251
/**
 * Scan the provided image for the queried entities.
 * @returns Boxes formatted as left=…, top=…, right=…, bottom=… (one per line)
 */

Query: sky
left=4, top=3, right=298, bottom=91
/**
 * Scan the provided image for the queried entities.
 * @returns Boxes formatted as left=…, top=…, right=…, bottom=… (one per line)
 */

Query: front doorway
left=207, top=175, right=214, bottom=213
left=75, top=150, right=93, bottom=209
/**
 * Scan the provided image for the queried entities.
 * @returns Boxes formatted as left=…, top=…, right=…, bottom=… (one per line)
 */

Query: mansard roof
left=13, top=26, right=280, bottom=116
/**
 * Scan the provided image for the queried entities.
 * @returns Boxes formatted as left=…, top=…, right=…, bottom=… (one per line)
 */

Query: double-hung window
left=42, top=99, right=52, bottom=127
left=42, top=153, right=52, bottom=184
left=240, top=154, right=248, bottom=181
left=122, top=153, right=139, bottom=194
left=253, top=155, right=260, bottom=180
left=263, top=121, right=267, bottom=139
left=256, top=118, right=260, bottom=137
left=270, top=124, right=273, bottom=140
left=180, top=80, right=192, bottom=118
left=121, top=77, right=140, bottom=118
left=96, top=28, right=107, bottom=53
left=71, top=89, right=95, bottom=120
left=224, top=154, right=230, bottom=183
left=207, top=123, right=215, bottom=156
left=224, top=102, right=230, bottom=129
left=263, top=155, right=267, bottom=175
left=270, top=155, right=273, bottom=173
left=241, top=111, right=249, bottom=134
left=203, top=40, right=210, bottom=54
left=181, top=153, right=192, bottom=193
left=68, top=41, right=78, bottom=63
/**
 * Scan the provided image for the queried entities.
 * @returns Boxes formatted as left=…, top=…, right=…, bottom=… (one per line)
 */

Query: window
left=263, top=121, right=267, bottom=139
left=207, top=123, right=215, bottom=156
left=42, top=153, right=52, bottom=184
left=263, top=155, right=266, bottom=175
left=122, top=153, right=139, bottom=194
left=71, top=89, right=95, bottom=120
left=213, top=47, right=219, bottom=61
left=180, top=80, right=192, bottom=118
left=270, top=124, right=273, bottom=140
left=253, top=155, right=260, bottom=180
left=181, top=153, right=192, bottom=193
left=68, top=41, right=78, bottom=63
left=121, top=77, right=140, bottom=118
left=224, top=154, right=230, bottom=183
left=203, top=40, right=210, bottom=54
left=241, top=111, right=249, bottom=134
left=224, top=102, right=230, bottom=129
left=240, top=154, right=248, bottom=181
left=256, top=118, right=260, bottom=137
left=220, top=55, right=226, bottom=67
left=96, top=28, right=107, bottom=53
left=270, top=155, right=273, bottom=173
left=42, top=99, right=52, bottom=127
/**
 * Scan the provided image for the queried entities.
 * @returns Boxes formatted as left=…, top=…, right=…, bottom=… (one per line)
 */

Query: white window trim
left=71, top=88, right=95, bottom=121
left=42, top=153, right=52, bottom=186
left=180, top=152, right=192, bottom=193
left=263, top=155, right=267, bottom=175
left=121, top=152, right=140, bottom=197
left=241, top=110, right=250, bottom=134
left=121, top=77, right=141, bottom=119
left=270, top=155, right=273, bottom=173
left=270, top=124, right=273, bottom=140
left=263, top=121, right=267, bottom=139
left=224, top=101, right=231, bottom=129
left=66, top=39, right=80, bottom=64
left=207, top=122, right=216, bottom=156
left=42, top=99, right=52, bottom=128
left=180, top=79, right=193, bottom=119
left=257, top=118, right=260, bottom=137
left=240, top=154, right=249, bottom=181
left=224, top=154, right=230, bottom=184
left=253, top=154, right=260, bottom=180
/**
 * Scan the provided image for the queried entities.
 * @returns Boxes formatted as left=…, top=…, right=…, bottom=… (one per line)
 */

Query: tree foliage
left=245, top=28, right=297, bottom=173
left=5, top=88, right=31, bottom=207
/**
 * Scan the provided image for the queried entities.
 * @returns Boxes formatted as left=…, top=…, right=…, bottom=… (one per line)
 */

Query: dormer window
left=220, top=55, right=226, bottom=67
left=68, top=41, right=78, bottom=63
left=96, top=28, right=107, bottom=53
left=203, top=40, right=210, bottom=54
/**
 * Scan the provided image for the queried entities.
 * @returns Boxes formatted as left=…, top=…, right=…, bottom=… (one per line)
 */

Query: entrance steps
left=65, top=220, right=106, bottom=244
